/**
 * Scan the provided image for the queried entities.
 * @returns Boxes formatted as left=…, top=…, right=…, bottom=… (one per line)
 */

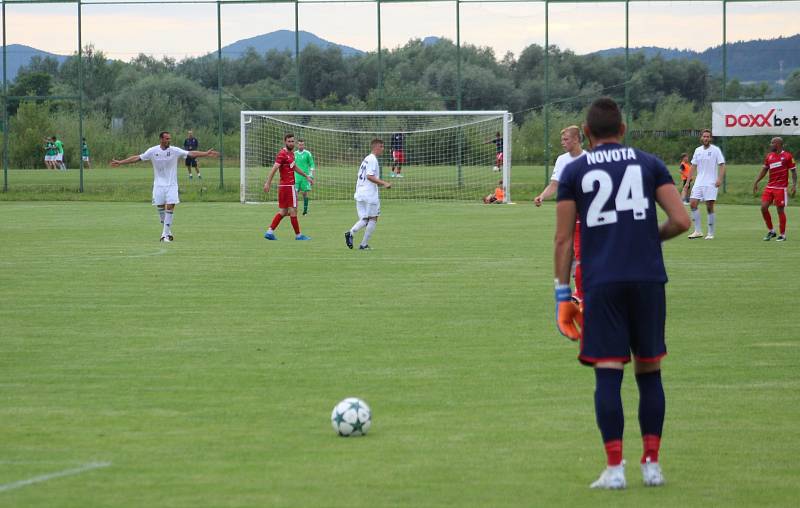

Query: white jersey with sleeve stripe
left=551, top=150, right=585, bottom=182
left=139, top=145, right=190, bottom=187
left=354, top=153, right=380, bottom=204
left=691, top=144, right=725, bottom=187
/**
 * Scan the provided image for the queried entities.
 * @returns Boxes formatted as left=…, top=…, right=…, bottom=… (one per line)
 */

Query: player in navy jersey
left=554, top=97, right=689, bottom=489
left=390, top=132, right=405, bottom=178
left=183, top=130, right=201, bottom=180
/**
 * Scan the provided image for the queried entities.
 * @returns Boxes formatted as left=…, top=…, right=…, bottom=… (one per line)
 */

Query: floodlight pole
left=377, top=0, right=383, bottom=109
left=543, top=0, right=550, bottom=186
left=78, top=0, right=84, bottom=193
left=294, top=0, right=300, bottom=107
left=217, top=0, right=224, bottom=189
left=721, top=0, right=728, bottom=193
left=456, top=0, right=463, bottom=187
left=624, top=0, right=631, bottom=144
left=2, top=0, right=7, bottom=192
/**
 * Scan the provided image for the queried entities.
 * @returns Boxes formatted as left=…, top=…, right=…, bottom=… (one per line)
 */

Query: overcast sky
left=3, top=1, right=799, bottom=60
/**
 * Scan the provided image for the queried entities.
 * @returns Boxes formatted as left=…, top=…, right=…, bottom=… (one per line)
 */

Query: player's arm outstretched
left=655, top=182, right=691, bottom=241
left=110, top=155, right=142, bottom=167
left=535, top=181, right=559, bottom=206
left=187, top=148, right=219, bottom=159
left=553, top=199, right=581, bottom=341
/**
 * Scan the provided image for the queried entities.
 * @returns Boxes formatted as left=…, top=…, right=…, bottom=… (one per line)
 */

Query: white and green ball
left=331, top=397, right=372, bottom=437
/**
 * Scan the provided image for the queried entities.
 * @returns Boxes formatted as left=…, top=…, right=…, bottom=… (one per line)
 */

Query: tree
left=783, top=70, right=800, bottom=98
left=7, top=72, right=52, bottom=115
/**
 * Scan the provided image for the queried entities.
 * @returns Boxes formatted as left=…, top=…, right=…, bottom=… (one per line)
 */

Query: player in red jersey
left=264, top=133, right=314, bottom=240
left=753, top=137, right=797, bottom=242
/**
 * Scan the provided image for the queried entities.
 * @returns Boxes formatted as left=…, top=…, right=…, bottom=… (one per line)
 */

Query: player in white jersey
left=111, top=131, right=218, bottom=242
left=344, top=138, right=392, bottom=250
left=534, top=125, right=585, bottom=205
left=683, top=129, right=726, bottom=240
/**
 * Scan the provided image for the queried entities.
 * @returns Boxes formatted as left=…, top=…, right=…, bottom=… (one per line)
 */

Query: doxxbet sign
left=713, top=102, right=800, bottom=136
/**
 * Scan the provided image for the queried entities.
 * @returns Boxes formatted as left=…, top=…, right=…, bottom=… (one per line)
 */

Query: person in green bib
left=54, top=135, right=66, bottom=170
left=81, top=137, right=91, bottom=169
left=43, top=137, right=56, bottom=169
left=294, top=139, right=316, bottom=215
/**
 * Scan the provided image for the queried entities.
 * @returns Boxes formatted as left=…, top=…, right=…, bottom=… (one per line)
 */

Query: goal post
left=240, top=111, right=513, bottom=204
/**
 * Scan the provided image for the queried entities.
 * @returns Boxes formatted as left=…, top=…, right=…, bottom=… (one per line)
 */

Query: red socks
left=604, top=440, right=623, bottom=466
left=290, top=216, right=300, bottom=235
left=642, top=434, right=661, bottom=464
left=270, top=213, right=283, bottom=230
left=778, top=210, right=787, bottom=235
left=762, top=209, right=774, bottom=230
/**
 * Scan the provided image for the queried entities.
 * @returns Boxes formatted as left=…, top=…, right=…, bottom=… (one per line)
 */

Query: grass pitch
left=1, top=200, right=798, bottom=507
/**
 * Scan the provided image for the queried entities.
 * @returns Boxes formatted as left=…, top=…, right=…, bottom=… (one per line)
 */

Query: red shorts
left=762, top=187, right=788, bottom=207
left=278, top=185, right=297, bottom=209
left=573, top=220, right=581, bottom=260
left=495, top=153, right=503, bottom=166
left=392, top=150, right=405, bottom=164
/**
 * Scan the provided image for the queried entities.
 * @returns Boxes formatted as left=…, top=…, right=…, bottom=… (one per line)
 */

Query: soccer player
left=344, top=138, right=392, bottom=250
left=183, top=130, right=201, bottom=180
left=554, top=97, right=690, bottom=489
left=43, top=137, right=55, bottom=169
left=678, top=153, right=691, bottom=204
left=753, top=137, right=797, bottom=241
left=483, top=179, right=504, bottom=204
left=535, top=125, right=586, bottom=300
left=485, top=132, right=503, bottom=171
left=263, top=133, right=313, bottom=241
left=111, top=131, right=219, bottom=242
left=390, top=131, right=405, bottom=178
left=54, top=135, right=66, bottom=170
left=81, top=138, right=91, bottom=169
left=294, top=139, right=316, bottom=215
left=683, top=129, right=725, bottom=239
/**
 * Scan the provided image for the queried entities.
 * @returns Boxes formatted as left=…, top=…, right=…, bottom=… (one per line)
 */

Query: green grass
left=1, top=200, right=797, bottom=506
left=0, top=163, right=768, bottom=205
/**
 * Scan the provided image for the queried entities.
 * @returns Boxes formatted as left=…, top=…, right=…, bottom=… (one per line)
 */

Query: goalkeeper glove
left=555, top=282, right=582, bottom=341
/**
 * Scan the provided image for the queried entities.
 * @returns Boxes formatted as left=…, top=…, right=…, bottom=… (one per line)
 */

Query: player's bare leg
left=634, top=360, right=665, bottom=486
left=704, top=201, right=716, bottom=239
left=688, top=198, right=703, bottom=238
left=195, top=161, right=202, bottom=180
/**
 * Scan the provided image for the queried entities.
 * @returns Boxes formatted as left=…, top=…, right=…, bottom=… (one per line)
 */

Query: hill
left=219, top=30, right=364, bottom=58
left=0, top=44, right=68, bottom=81
left=592, top=34, right=800, bottom=84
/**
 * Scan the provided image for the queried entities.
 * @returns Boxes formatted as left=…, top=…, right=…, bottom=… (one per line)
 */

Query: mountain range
left=1, top=31, right=797, bottom=85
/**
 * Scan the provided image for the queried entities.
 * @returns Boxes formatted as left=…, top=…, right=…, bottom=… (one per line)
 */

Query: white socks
left=707, top=213, right=715, bottom=235
left=162, top=210, right=174, bottom=237
left=157, top=206, right=166, bottom=224
left=350, top=219, right=368, bottom=234
left=361, top=219, right=377, bottom=247
left=692, top=209, right=701, bottom=233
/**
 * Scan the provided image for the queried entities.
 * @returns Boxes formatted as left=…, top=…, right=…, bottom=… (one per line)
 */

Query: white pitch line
left=0, top=461, right=111, bottom=493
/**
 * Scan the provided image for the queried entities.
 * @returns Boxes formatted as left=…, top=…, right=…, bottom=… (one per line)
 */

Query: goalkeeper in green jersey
left=294, top=139, right=316, bottom=215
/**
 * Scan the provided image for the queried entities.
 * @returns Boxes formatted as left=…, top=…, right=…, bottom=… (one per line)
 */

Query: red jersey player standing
left=264, top=133, right=313, bottom=240
left=753, top=137, right=797, bottom=242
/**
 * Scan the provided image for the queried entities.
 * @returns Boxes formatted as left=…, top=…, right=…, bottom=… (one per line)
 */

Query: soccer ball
left=331, top=397, right=372, bottom=437
left=492, top=166, right=500, bottom=172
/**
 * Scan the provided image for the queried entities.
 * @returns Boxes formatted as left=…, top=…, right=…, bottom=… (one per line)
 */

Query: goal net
left=240, top=111, right=512, bottom=204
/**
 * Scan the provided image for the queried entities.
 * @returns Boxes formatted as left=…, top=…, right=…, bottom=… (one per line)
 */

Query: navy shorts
left=185, top=157, right=197, bottom=167
left=579, top=282, right=667, bottom=366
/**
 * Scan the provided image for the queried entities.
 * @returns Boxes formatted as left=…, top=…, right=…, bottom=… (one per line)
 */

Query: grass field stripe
left=0, top=462, right=111, bottom=493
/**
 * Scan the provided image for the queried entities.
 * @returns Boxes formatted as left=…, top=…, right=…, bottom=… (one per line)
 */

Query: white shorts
left=690, top=185, right=718, bottom=202
left=45, top=155, right=53, bottom=162
left=153, top=185, right=180, bottom=206
left=82, top=156, right=90, bottom=162
left=356, top=200, right=380, bottom=219
left=55, top=153, right=64, bottom=161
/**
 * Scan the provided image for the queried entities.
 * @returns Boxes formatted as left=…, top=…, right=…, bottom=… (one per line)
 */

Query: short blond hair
left=561, top=125, right=581, bottom=139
